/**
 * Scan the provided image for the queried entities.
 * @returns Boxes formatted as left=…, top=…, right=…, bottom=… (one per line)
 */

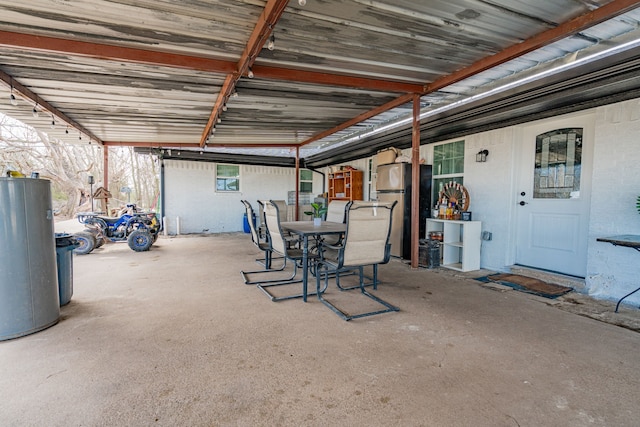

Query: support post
left=295, top=146, right=300, bottom=221
left=411, top=94, right=421, bottom=269
left=103, top=147, right=109, bottom=213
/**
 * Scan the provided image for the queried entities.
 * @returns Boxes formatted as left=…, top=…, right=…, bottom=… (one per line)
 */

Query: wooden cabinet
left=426, top=219, right=481, bottom=272
left=328, top=170, right=363, bottom=202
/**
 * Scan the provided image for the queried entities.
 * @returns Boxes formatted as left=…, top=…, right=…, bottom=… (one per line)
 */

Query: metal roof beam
left=104, top=141, right=298, bottom=149
left=301, top=0, right=640, bottom=148
left=250, top=65, right=424, bottom=93
left=0, top=30, right=236, bottom=74
left=300, top=93, right=415, bottom=147
left=200, top=0, right=290, bottom=147
left=0, top=69, right=103, bottom=144
left=425, top=0, right=640, bottom=92
left=103, top=141, right=200, bottom=148
left=0, top=29, right=420, bottom=94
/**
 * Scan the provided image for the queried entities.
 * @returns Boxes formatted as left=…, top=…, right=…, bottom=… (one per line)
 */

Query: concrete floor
left=1, top=233, right=639, bottom=426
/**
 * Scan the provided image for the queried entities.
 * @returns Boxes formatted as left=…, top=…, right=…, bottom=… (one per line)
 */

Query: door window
left=533, top=128, right=582, bottom=199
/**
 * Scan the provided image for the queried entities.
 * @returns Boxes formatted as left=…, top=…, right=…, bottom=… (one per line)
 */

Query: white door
left=515, top=114, right=594, bottom=277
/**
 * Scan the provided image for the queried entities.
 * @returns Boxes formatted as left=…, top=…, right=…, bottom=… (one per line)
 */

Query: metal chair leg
left=315, top=263, right=399, bottom=321
left=257, top=258, right=327, bottom=301
left=241, top=253, right=289, bottom=285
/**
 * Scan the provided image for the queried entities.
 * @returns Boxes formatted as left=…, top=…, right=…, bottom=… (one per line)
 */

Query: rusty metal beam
left=295, top=146, right=300, bottom=221
left=0, top=29, right=423, bottom=94
left=425, top=0, right=640, bottom=92
left=200, top=0, right=301, bottom=147
left=300, top=93, right=414, bottom=147
left=301, top=0, right=640, bottom=148
left=0, top=69, right=103, bottom=144
left=237, top=0, right=290, bottom=79
left=103, top=141, right=299, bottom=149
left=410, top=94, right=421, bottom=269
left=251, top=65, right=424, bottom=93
left=103, top=141, right=200, bottom=148
left=203, top=142, right=300, bottom=148
left=0, top=30, right=236, bottom=74
left=200, top=74, right=234, bottom=147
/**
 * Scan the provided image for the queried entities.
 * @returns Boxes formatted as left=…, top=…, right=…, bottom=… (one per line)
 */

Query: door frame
left=507, top=110, right=595, bottom=275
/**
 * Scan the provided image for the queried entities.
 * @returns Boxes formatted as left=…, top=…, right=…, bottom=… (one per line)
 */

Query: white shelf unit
left=426, top=219, right=481, bottom=272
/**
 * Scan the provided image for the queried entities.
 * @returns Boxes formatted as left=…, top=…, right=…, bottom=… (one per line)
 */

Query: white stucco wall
left=586, top=100, right=640, bottom=303
left=163, top=160, right=324, bottom=234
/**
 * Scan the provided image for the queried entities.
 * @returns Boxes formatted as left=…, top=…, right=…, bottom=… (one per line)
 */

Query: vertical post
left=411, top=94, right=421, bottom=269
left=88, top=175, right=94, bottom=212
left=295, top=146, right=300, bottom=221
left=102, top=146, right=109, bottom=213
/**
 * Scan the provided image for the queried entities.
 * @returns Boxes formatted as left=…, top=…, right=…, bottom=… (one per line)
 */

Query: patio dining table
left=281, top=220, right=346, bottom=302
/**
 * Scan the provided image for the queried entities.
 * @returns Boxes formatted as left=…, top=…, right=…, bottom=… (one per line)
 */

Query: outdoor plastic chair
left=314, top=201, right=400, bottom=320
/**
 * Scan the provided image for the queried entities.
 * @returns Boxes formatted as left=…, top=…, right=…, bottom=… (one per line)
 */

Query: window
left=533, top=128, right=582, bottom=199
left=299, top=169, right=313, bottom=193
left=216, top=164, right=240, bottom=192
left=432, top=140, right=465, bottom=203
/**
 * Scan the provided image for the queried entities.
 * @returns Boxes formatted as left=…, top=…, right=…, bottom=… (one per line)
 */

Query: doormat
left=475, top=273, right=573, bottom=299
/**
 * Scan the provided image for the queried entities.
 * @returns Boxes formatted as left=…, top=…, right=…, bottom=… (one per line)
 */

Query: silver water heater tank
left=0, top=177, right=60, bottom=340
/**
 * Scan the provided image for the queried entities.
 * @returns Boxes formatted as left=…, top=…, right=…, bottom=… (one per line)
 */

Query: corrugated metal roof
left=1, top=0, right=639, bottom=161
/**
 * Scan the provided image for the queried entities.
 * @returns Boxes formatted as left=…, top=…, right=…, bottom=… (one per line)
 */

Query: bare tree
left=1, top=113, right=159, bottom=219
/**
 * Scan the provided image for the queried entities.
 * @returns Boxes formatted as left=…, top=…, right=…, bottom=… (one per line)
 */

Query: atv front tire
left=73, top=231, right=96, bottom=255
left=128, top=230, right=153, bottom=252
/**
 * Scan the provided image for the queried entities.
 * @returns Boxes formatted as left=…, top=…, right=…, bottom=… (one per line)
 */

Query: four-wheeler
left=73, top=204, right=160, bottom=254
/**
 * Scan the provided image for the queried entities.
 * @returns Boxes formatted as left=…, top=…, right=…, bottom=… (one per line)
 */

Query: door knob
left=519, top=201, right=528, bottom=206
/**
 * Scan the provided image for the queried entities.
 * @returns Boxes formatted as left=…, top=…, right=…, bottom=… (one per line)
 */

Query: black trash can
left=55, top=233, right=79, bottom=306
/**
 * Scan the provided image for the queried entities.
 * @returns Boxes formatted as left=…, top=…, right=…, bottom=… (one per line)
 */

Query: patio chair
left=325, top=200, right=348, bottom=223
left=240, top=200, right=287, bottom=285
left=322, top=200, right=348, bottom=246
left=255, top=200, right=323, bottom=301
left=314, top=201, right=400, bottom=321
left=258, top=199, right=288, bottom=237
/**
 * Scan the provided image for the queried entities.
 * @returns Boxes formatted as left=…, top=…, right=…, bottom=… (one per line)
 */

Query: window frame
left=299, top=169, right=313, bottom=194
left=432, top=140, right=465, bottom=203
left=215, top=163, right=240, bottom=192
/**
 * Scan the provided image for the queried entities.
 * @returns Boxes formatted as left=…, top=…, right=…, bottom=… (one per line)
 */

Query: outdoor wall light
left=476, top=149, right=489, bottom=162
left=247, top=67, right=254, bottom=78
left=267, top=35, right=275, bottom=51
left=298, top=0, right=306, bottom=6
left=32, top=105, right=39, bottom=118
